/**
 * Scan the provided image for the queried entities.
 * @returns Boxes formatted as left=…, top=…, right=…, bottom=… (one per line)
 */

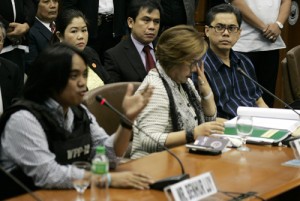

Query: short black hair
left=24, top=43, right=88, bottom=103
left=53, top=9, right=88, bottom=43
left=127, top=0, right=162, bottom=21
left=206, top=3, right=242, bottom=27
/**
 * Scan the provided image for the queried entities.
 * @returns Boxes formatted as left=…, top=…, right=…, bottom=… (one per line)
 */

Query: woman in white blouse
left=131, top=25, right=225, bottom=159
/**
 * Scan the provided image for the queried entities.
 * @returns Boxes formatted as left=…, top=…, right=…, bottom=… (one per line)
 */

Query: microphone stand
left=0, top=166, right=42, bottom=201
left=237, top=67, right=300, bottom=117
left=237, top=67, right=300, bottom=146
left=95, top=95, right=190, bottom=191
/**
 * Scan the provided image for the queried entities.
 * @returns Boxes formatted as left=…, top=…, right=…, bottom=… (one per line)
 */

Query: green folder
left=223, top=126, right=291, bottom=143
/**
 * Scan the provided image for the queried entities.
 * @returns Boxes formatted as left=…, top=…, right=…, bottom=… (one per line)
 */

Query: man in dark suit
left=0, top=22, right=23, bottom=115
left=104, top=0, right=162, bottom=83
left=0, top=0, right=36, bottom=78
left=62, top=0, right=127, bottom=63
left=160, top=0, right=199, bottom=32
left=26, top=0, right=59, bottom=68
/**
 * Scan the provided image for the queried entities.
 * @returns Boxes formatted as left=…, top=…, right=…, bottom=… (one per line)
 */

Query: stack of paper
left=220, top=107, right=300, bottom=144
left=225, top=107, right=300, bottom=132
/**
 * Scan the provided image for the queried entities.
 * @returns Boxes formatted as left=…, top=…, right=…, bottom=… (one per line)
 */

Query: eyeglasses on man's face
left=209, top=24, right=240, bottom=33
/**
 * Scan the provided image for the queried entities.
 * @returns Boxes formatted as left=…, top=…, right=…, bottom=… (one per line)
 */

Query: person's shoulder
left=0, top=57, right=19, bottom=70
left=29, top=19, right=46, bottom=33
left=84, top=46, right=96, bottom=54
left=84, top=46, right=100, bottom=61
left=106, top=38, right=129, bottom=53
left=4, top=109, right=39, bottom=128
left=141, top=70, right=166, bottom=90
left=233, top=50, right=249, bottom=60
left=145, top=69, right=160, bottom=81
left=233, top=51, right=253, bottom=64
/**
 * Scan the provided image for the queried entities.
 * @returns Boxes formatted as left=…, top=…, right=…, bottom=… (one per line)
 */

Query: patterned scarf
left=156, top=62, right=205, bottom=132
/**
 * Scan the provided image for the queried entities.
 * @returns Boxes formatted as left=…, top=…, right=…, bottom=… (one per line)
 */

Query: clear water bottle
left=91, top=146, right=110, bottom=201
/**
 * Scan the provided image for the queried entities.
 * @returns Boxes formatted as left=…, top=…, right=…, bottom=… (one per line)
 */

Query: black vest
left=0, top=99, right=93, bottom=198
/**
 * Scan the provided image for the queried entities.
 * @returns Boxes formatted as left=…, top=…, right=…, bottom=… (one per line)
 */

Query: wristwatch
left=275, top=21, right=283, bottom=29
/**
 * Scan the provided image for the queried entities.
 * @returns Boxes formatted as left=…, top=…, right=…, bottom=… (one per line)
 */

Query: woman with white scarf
left=131, top=25, right=225, bottom=159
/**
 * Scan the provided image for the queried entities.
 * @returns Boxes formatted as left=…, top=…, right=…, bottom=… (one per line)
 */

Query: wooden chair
left=82, top=82, right=141, bottom=161
left=281, top=45, right=300, bottom=105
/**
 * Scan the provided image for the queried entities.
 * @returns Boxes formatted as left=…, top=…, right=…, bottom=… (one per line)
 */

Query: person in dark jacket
left=54, top=9, right=112, bottom=88
left=0, top=0, right=37, bottom=77
left=0, top=22, right=23, bottom=115
left=0, top=43, right=153, bottom=199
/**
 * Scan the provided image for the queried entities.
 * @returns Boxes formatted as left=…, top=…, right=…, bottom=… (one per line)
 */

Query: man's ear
left=204, top=25, right=210, bottom=38
left=127, top=17, right=134, bottom=29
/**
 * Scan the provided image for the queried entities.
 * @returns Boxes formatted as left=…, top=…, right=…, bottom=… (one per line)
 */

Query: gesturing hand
left=122, top=84, right=154, bottom=121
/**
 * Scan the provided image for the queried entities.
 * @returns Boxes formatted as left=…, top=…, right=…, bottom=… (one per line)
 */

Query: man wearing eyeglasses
left=202, top=4, right=268, bottom=120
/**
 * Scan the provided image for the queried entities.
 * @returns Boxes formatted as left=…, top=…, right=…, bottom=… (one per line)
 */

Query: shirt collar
left=35, top=17, right=52, bottom=32
left=206, top=48, right=241, bottom=70
left=130, top=34, right=154, bottom=54
left=44, top=98, right=74, bottom=127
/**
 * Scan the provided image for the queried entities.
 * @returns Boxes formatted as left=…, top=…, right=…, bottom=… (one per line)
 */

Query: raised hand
left=122, top=84, right=153, bottom=121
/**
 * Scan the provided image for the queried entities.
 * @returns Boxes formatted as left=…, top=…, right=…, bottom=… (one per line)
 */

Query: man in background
left=104, top=0, right=162, bottom=82
left=230, top=0, right=291, bottom=107
left=159, top=0, right=199, bottom=32
left=26, top=0, right=59, bottom=68
left=62, top=0, right=127, bottom=63
left=0, top=0, right=36, bottom=79
left=0, top=22, right=23, bottom=116
left=203, top=4, right=268, bottom=120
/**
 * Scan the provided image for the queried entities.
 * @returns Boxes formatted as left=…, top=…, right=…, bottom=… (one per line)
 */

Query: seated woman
left=54, top=9, right=112, bottom=89
left=131, top=25, right=225, bottom=159
left=0, top=43, right=153, bottom=199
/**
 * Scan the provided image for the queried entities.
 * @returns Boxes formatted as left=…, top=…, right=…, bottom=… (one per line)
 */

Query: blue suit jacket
left=27, top=19, right=53, bottom=65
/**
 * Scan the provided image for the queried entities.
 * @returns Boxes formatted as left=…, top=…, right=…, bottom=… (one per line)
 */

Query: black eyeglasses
left=209, top=24, right=239, bottom=33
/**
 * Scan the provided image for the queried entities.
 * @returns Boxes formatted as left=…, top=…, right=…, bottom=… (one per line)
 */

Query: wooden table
left=7, top=144, right=300, bottom=201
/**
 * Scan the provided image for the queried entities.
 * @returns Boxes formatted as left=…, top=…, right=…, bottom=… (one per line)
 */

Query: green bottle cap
left=96, top=146, right=105, bottom=154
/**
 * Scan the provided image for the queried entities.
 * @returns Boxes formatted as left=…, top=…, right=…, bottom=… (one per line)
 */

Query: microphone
left=95, top=95, right=190, bottom=191
left=237, top=67, right=300, bottom=146
left=0, top=166, right=42, bottom=201
left=236, top=67, right=300, bottom=117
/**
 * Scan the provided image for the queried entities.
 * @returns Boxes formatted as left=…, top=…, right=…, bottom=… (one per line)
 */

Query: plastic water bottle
left=91, top=146, right=110, bottom=201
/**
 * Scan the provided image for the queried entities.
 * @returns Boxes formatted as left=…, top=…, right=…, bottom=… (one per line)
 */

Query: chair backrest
left=281, top=58, right=293, bottom=104
left=82, top=82, right=141, bottom=135
left=282, top=45, right=300, bottom=104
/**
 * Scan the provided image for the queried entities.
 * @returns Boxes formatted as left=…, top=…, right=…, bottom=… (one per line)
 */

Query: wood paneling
left=275, top=0, right=300, bottom=107
left=194, top=0, right=207, bottom=32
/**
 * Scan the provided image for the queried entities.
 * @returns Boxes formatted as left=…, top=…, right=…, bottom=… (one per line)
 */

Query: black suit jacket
left=0, top=58, right=23, bottom=111
left=27, top=19, right=53, bottom=65
left=0, top=0, right=36, bottom=46
left=83, top=46, right=112, bottom=84
left=62, top=0, right=127, bottom=39
left=104, top=37, right=149, bottom=82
